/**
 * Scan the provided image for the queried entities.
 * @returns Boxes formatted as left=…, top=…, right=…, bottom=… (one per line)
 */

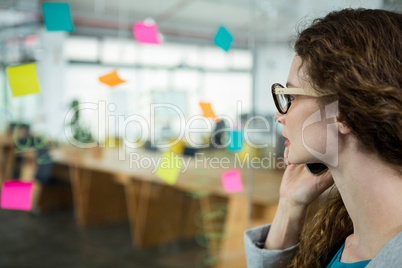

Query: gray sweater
left=244, top=224, right=402, bottom=267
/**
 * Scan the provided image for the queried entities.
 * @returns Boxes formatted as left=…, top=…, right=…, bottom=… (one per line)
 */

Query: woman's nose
left=275, top=111, right=285, bottom=125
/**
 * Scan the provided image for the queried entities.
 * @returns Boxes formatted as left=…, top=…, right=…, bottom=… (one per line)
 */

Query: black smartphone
left=305, top=163, right=328, bottom=175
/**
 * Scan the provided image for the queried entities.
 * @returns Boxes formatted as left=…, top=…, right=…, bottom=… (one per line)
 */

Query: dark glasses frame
left=271, top=83, right=327, bottom=114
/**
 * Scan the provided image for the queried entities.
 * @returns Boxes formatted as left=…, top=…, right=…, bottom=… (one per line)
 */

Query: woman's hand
left=279, top=148, right=334, bottom=208
left=265, top=148, right=334, bottom=250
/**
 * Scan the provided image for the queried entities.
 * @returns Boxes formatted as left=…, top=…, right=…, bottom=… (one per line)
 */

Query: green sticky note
left=213, top=25, right=233, bottom=52
left=6, top=63, right=41, bottom=97
left=42, top=2, right=74, bottom=32
left=156, top=151, right=182, bottom=185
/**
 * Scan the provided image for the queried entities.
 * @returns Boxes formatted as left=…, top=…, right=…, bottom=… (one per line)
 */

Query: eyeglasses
left=271, top=83, right=328, bottom=114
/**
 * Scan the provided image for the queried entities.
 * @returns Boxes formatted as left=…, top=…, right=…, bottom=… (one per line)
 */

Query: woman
left=244, top=8, right=402, bottom=267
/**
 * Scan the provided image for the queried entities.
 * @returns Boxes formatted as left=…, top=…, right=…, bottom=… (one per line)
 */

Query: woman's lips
left=285, top=140, right=290, bottom=147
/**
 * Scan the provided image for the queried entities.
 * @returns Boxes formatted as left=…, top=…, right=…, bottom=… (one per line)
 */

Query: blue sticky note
left=214, top=25, right=233, bottom=52
left=42, top=2, right=74, bottom=32
left=228, top=130, right=243, bottom=152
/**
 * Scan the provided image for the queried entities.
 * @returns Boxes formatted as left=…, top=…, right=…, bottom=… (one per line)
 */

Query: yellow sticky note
left=98, top=70, right=126, bottom=87
left=6, top=63, right=41, bottom=97
left=199, top=102, right=219, bottom=121
left=156, top=151, right=182, bottom=185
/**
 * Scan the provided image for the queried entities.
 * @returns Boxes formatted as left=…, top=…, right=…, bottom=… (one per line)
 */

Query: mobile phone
left=305, top=163, right=328, bottom=175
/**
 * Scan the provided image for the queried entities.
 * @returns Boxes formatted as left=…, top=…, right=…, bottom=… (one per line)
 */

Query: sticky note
left=42, top=2, right=74, bottom=32
left=133, top=22, right=161, bottom=45
left=199, top=102, right=219, bottom=121
left=156, top=151, right=182, bottom=185
left=221, top=170, right=243, bottom=193
left=6, top=63, right=41, bottom=97
left=214, top=25, right=233, bottom=52
left=1, top=181, right=34, bottom=211
left=228, top=130, right=243, bottom=152
left=98, top=70, right=126, bottom=87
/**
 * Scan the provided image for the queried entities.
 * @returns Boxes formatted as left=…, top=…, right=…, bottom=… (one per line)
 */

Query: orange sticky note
left=98, top=70, right=126, bottom=87
left=6, top=63, right=41, bottom=97
left=199, top=102, right=219, bottom=121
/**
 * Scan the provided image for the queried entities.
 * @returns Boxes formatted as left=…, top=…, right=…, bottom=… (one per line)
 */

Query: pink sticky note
left=221, top=170, right=244, bottom=193
left=1, top=181, right=33, bottom=211
left=133, top=22, right=161, bottom=44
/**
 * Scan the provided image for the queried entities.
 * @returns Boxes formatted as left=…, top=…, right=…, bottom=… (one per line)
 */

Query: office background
left=0, top=0, right=400, bottom=267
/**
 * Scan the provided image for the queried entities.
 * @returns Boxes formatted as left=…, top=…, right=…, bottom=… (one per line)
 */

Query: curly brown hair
left=288, top=8, right=402, bottom=267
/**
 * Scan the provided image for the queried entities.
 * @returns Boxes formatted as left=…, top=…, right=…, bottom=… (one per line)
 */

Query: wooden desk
left=0, top=135, right=16, bottom=184
left=51, top=146, right=284, bottom=268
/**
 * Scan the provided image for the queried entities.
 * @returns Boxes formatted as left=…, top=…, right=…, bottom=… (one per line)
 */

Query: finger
left=316, top=171, right=334, bottom=192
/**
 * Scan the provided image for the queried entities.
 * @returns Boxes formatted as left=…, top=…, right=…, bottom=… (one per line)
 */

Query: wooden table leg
left=133, top=181, right=185, bottom=248
left=122, top=178, right=141, bottom=248
left=69, top=166, right=91, bottom=226
left=215, top=194, right=249, bottom=268
left=69, top=166, right=127, bottom=227
left=4, top=146, right=15, bottom=180
left=198, top=195, right=228, bottom=266
left=20, top=150, right=41, bottom=212
left=0, top=147, right=4, bottom=185
left=180, top=194, right=201, bottom=239
left=20, top=151, right=37, bottom=182
left=202, top=194, right=278, bottom=268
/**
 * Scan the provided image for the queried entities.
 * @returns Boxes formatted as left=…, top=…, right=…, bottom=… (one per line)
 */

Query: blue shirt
left=326, top=243, right=371, bottom=268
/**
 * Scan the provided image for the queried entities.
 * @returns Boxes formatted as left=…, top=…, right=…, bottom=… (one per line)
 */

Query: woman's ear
left=337, top=113, right=351, bottom=134
left=338, top=122, right=351, bottom=134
